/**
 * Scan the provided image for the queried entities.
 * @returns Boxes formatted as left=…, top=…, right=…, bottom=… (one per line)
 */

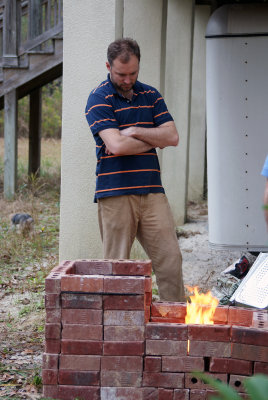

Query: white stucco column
left=162, top=0, right=194, bottom=225
left=188, top=5, right=211, bottom=202
left=123, top=0, right=165, bottom=259
left=123, top=0, right=164, bottom=90
left=59, top=0, right=123, bottom=260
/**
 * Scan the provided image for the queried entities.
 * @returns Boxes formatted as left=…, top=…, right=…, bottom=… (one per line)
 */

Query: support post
left=3, top=0, right=20, bottom=66
left=29, top=0, right=42, bottom=39
left=162, top=0, right=195, bottom=225
left=28, top=88, right=42, bottom=177
left=4, top=89, right=18, bottom=199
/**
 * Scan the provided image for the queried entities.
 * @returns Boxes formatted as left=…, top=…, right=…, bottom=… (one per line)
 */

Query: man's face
left=106, top=55, right=139, bottom=95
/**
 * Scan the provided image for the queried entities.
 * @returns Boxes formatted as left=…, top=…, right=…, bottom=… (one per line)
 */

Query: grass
left=0, top=137, right=61, bottom=399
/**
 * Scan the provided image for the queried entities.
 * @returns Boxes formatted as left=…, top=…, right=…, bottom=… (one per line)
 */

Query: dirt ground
left=179, top=201, right=242, bottom=293
left=0, top=201, right=244, bottom=399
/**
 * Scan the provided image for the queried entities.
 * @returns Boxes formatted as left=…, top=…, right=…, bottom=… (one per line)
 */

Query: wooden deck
left=0, top=0, right=63, bottom=198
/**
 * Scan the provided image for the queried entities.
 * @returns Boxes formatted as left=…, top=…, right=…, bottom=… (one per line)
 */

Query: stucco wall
left=59, top=0, right=206, bottom=261
left=59, top=0, right=120, bottom=260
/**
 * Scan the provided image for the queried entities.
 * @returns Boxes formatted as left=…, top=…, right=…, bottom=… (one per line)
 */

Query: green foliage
left=0, top=78, right=62, bottom=139
left=42, top=80, right=62, bottom=139
left=194, top=372, right=268, bottom=400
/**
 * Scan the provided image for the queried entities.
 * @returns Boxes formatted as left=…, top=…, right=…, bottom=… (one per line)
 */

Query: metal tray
left=230, top=252, right=268, bottom=309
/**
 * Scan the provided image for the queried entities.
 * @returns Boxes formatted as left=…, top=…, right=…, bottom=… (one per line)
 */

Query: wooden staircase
left=0, top=0, right=63, bottom=198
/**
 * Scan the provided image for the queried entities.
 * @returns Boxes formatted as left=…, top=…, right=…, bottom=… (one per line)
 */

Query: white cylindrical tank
left=206, top=4, right=268, bottom=251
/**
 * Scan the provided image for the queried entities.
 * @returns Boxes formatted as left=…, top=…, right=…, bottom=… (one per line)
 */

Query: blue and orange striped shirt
left=85, top=75, right=173, bottom=202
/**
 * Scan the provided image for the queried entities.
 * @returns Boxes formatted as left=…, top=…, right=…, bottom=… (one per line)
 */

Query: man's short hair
left=107, top=38, right=140, bottom=66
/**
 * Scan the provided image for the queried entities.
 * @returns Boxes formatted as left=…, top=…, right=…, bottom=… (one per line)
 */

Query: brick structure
left=43, top=260, right=268, bottom=400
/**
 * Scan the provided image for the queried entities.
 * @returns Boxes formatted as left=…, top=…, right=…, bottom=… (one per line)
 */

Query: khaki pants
left=98, top=193, right=185, bottom=302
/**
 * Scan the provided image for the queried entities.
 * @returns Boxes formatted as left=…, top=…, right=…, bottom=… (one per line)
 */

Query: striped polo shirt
left=85, top=74, right=173, bottom=202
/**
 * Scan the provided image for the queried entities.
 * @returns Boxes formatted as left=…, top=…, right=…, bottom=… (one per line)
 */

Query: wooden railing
left=0, top=0, right=62, bottom=67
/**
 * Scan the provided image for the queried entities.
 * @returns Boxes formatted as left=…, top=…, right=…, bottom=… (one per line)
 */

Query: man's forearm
left=99, top=128, right=153, bottom=155
left=107, top=135, right=153, bottom=155
left=120, top=122, right=179, bottom=149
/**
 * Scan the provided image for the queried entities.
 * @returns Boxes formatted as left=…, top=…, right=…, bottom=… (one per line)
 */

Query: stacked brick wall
left=43, top=260, right=268, bottom=400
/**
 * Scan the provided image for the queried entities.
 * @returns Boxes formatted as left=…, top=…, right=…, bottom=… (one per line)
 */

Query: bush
left=194, top=372, right=268, bottom=400
left=0, top=78, right=62, bottom=139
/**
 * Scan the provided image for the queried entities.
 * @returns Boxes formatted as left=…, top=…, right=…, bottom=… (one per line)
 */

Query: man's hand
left=120, top=126, right=136, bottom=138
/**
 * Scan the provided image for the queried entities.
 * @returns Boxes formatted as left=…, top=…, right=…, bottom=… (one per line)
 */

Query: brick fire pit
left=43, top=260, right=268, bottom=400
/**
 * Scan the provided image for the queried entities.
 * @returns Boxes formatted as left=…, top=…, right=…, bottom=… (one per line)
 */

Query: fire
left=185, top=286, right=219, bottom=325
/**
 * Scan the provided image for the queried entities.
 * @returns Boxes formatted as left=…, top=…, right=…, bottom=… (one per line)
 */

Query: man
left=85, top=38, right=184, bottom=302
left=261, top=154, right=268, bottom=231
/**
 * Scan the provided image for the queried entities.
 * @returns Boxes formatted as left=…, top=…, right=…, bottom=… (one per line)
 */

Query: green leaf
left=194, top=372, right=242, bottom=400
left=243, top=374, right=268, bottom=400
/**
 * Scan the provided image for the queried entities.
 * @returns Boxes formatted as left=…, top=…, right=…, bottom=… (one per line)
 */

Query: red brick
left=210, top=358, right=252, bottom=375
left=144, top=357, right=161, bottom=372
left=101, top=387, right=143, bottom=400
left=151, top=302, right=186, bottom=319
left=162, top=356, right=204, bottom=372
left=45, top=339, right=61, bottom=354
left=159, top=388, right=173, bottom=400
left=43, top=353, right=59, bottom=370
left=254, top=361, right=268, bottom=374
left=57, top=385, right=100, bottom=400
left=42, top=369, right=58, bottom=385
left=101, top=370, right=142, bottom=387
left=229, top=374, right=247, bottom=393
left=146, top=339, right=187, bottom=356
left=43, top=385, right=58, bottom=399
left=150, top=317, right=185, bottom=323
left=103, top=294, right=145, bottom=310
left=189, top=341, right=231, bottom=357
left=231, top=326, right=268, bottom=346
left=189, top=389, right=206, bottom=400
left=146, top=323, right=187, bottom=340
left=142, top=372, right=184, bottom=389
left=188, top=324, right=230, bottom=342
left=61, top=293, right=102, bottom=309
left=237, top=394, right=250, bottom=400
left=62, top=324, right=103, bottom=340
left=60, top=355, right=100, bottom=370
left=112, top=260, right=152, bottom=276
left=231, top=342, right=268, bottom=362
left=101, top=356, right=143, bottom=371
left=62, top=308, right=102, bottom=325
left=174, top=389, right=190, bottom=400
left=104, top=310, right=144, bottom=326
left=59, top=370, right=99, bottom=385
left=213, top=306, right=229, bottom=325
left=61, top=340, right=102, bottom=355
left=145, top=306, right=151, bottom=323
left=61, top=275, right=103, bottom=292
left=185, top=373, right=227, bottom=389
left=145, top=277, right=152, bottom=292
left=74, top=259, right=113, bottom=275
left=228, top=307, right=253, bottom=327
left=103, top=341, right=144, bottom=356
left=46, top=308, right=61, bottom=323
left=45, top=293, right=61, bottom=308
left=104, top=276, right=145, bottom=294
left=104, top=325, right=144, bottom=341
left=45, top=276, right=61, bottom=294
left=145, top=291, right=152, bottom=306
left=45, top=323, right=61, bottom=339
left=142, top=387, right=159, bottom=399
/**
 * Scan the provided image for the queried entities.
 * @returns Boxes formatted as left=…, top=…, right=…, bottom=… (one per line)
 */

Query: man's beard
left=112, top=79, right=136, bottom=95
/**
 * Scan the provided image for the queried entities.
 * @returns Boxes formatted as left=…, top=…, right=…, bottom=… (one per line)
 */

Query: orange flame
left=185, top=286, right=219, bottom=325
